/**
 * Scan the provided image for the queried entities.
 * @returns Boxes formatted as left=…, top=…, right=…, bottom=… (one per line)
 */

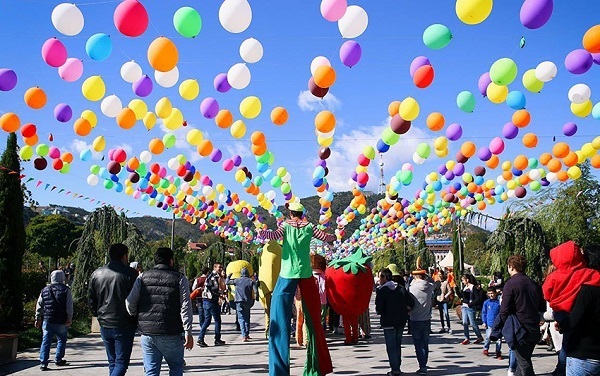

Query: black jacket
left=375, top=282, right=414, bottom=328
left=469, top=286, right=486, bottom=311
left=137, top=265, right=183, bottom=335
left=89, top=260, right=138, bottom=329
left=563, top=285, right=600, bottom=360
left=42, top=284, right=69, bottom=324
left=500, top=273, right=545, bottom=332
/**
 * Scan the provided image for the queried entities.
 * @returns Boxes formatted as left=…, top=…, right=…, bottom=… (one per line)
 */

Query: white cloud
left=158, top=119, right=191, bottom=150
left=70, top=139, right=102, bottom=160
left=114, top=143, right=133, bottom=155
left=225, top=142, right=252, bottom=159
left=297, top=90, right=341, bottom=112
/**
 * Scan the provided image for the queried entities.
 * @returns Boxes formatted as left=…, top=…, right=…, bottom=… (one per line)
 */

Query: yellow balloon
left=143, top=112, right=156, bottom=131
left=568, top=166, right=581, bottom=179
left=179, top=79, right=200, bottom=101
left=82, top=75, right=106, bottom=102
left=155, top=97, right=173, bottom=119
left=507, top=180, right=517, bottom=190
left=455, top=0, right=493, bottom=25
left=486, top=82, right=508, bottom=104
left=92, top=135, right=106, bottom=152
left=239, top=96, right=262, bottom=119
left=235, top=169, right=246, bottom=183
left=571, top=100, right=593, bottom=118
left=575, top=150, right=586, bottom=164
left=581, top=142, right=596, bottom=158
left=502, top=161, right=512, bottom=171
left=125, top=186, right=134, bottom=195
left=81, top=110, right=98, bottom=128
left=230, top=119, right=246, bottom=138
left=129, top=99, right=148, bottom=120
left=593, top=136, right=600, bottom=150
left=522, top=69, right=544, bottom=93
left=164, top=108, right=183, bottom=130
left=435, top=148, right=449, bottom=158
left=399, top=97, right=420, bottom=121
left=433, top=136, right=448, bottom=150
left=186, top=129, right=204, bottom=146
left=317, top=136, right=333, bottom=147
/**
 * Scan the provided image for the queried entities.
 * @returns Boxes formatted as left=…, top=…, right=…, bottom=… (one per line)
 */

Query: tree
left=26, top=215, right=82, bottom=268
left=463, top=231, right=491, bottom=275
left=0, top=133, right=26, bottom=329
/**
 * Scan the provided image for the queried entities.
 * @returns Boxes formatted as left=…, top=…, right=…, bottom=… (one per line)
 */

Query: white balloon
left=120, top=61, right=142, bottom=83
left=281, top=172, right=291, bottom=183
left=202, top=186, right=214, bottom=196
left=239, top=38, right=263, bottom=63
left=310, top=56, right=331, bottom=76
left=87, top=174, right=99, bottom=186
left=546, top=172, right=557, bottom=183
left=316, top=128, right=335, bottom=138
left=155, top=66, right=179, bottom=88
left=402, top=163, right=413, bottom=171
left=496, top=176, right=507, bottom=185
left=219, top=0, right=252, bottom=33
left=52, top=3, right=84, bottom=36
left=412, top=153, right=426, bottom=165
left=337, top=5, right=368, bottom=39
left=266, top=190, right=276, bottom=201
left=528, top=169, right=541, bottom=180
left=507, top=190, right=516, bottom=199
left=167, top=158, right=180, bottom=171
left=568, top=83, right=591, bottom=104
left=100, top=95, right=122, bottom=118
left=139, top=150, right=152, bottom=164
left=227, top=63, right=251, bottom=90
left=534, top=61, right=557, bottom=82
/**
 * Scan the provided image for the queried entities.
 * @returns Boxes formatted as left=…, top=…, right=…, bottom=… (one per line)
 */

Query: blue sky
left=1, top=0, right=599, bottom=225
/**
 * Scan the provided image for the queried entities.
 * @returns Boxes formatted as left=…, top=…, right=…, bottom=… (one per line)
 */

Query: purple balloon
left=520, top=0, right=553, bottom=29
left=339, top=40, right=362, bottom=68
left=444, top=170, right=455, bottom=180
left=0, top=68, right=17, bottom=91
left=210, top=149, right=223, bottom=163
left=214, top=73, right=231, bottom=93
left=565, top=49, right=593, bottom=74
left=478, top=72, right=491, bottom=97
left=284, top=192, right=293, bottom=201
left=409, top=56, right=431, bottom=78
left=477, top=146, right=492, bottom=161
left=315, top=159, right=327, bottom=167
left=132, top=75, right=153, bottom=97
left=592, top=53, right=600, bottom=65
left=562, top=122, right=577, bottom=137
left=54, top=103, right=72, bottom=123
left=232, top=154, right=242, bottom=167
left=502, top=122, right=519, bottom=139
left=200, top=97, right=219, bottom=119
left=351, top=171, right=358, bottom=181
left=437, top=164, right=448, bottom=174
left=446, top=123, right=463, bottom=141
left=541, top=178, right=550, bottom=186
left=452, top=163, right=465, bottom=176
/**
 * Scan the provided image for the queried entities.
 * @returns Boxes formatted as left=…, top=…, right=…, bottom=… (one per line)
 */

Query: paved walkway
left=1, top=300, right=557, bottom=376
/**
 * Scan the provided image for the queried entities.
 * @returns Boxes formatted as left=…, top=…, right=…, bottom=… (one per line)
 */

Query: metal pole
left=170, top=212, right=175, bottom=250
left=457, top=219, right=464, bottom=275
left=403, top=238, right=407, bottom=272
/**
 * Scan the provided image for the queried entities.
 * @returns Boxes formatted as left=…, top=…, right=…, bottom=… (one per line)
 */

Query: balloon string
left=75, top=0, right=121, bottom=5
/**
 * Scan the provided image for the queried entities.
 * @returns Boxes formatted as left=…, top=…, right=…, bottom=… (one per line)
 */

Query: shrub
left=21, top=270, right=47, bottom=301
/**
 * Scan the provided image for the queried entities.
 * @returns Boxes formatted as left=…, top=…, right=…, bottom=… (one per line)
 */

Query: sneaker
left=496, top=353, right=503, bottom=360
left=55, top=359, right=68, bottom=366
left=461, top=339, right=470, bottom=345
left=197, top=340, right=208, bottom=347
left=214, top=339, right=226, bottom=346
left=242, top=337, right=250, bottom=342
left=40, top=365, right=49, bottom=371
left=416, top=368, right=427, bottom=375
left=448, top=329, right=453, bottom=334
left=483, top=349, right=489, bottom=356
left=508, top=370, right=516, bottom=376
left=438, top=328, right=446, bottom=334
left=473, top=338, right=484, bottom=344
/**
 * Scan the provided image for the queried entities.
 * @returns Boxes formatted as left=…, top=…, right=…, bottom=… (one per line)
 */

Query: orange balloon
left=388, top=101, right=401, bottom=117
left=149, top=173, right=160, bottom=185
left=24, top=134, right=39, bottom=146
left=128, top=157, right=140, bottom=171
left=513, top=155, right=529, bottom=170
left=477, top=201, right=486, bottom=211
left=556, top=170, right=569, bottom=182
left=74, top=118, right=92, bottom=136
left=518, top=174, right=530, bottom=186
left=197, top=140, right=213, bottom=156
left=502, top=171, right=513, bottom=181
left=522, top=133, right=538, bottom=148
left=539, top=153, right=552, bottom=166
left=313, top=65, right=336, bottom=88
left=250, top=131, right=266, bottom=145
left=24, top=87, right=47, bottom=109
left=563, top=151, right=578, bottom=167
left=583, top=25, right=600, bottom=53
left=147, top=37, right=179, bottom=72
left=270, top=107, right=288, bottom=126
left=315, top=111, right=336, bottom=132
left=117, top=108, right=136, bottom=129
left=512, top=109, right=530, bottom=128
left=547, top=158, right=562, bottom=173
left=251, top=143, right=267, bottom=156
left=215, top=109, right=233, bottom=129
left=467, top=182, right=478, bottom=193
left=486, top=155, right=499, bottom=169
left=552, top=142, right=570, bottom=158
left=149, top=138, right=165, bottom=154
left=426, top=112, right=445, bottom=131
left=591, top=154, right=600, bottom=168
left=0, top=112, right=20, bottom=133
left=460, top=141, right=476, bottom=158
left=61, top=152, right=74, bottom=164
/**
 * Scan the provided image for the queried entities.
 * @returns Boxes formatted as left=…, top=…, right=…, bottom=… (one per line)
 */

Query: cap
left=387, top=264, right=401, bottom=277
left=288, top=202, right=304, bottom=212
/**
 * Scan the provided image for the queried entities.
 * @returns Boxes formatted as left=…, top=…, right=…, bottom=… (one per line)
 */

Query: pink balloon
left=223, top=159, right=234, bottom=171
left=489, top=137, right=505, bottom=155
left=320, top=0, right=347, bottom=22
left=41, top=38, right=67, bottom=68
left=48, top=146, right=61, bottom=159
left=409, top=56, right=431, bottom=78
left=58, top=58, right=83, bottom=82
left=114, top=0, right=148, bottom=37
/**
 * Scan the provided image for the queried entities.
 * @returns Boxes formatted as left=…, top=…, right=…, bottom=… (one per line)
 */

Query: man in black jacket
left=376, top=268, right=415, bottom=376
left=89, top=243, right=138, bottom=376
left=197, top=263, right=226, bottom=347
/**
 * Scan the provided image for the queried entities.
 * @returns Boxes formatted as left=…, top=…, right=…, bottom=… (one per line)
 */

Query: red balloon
left=52, top=158, right=63, bottom=171
left=413, top=65, right=435, bottom=88
left=390, top=115, right=411, bottom=134
left=357, top=154, right=370, bottom=167
left=308, top=77, right=329, bottom=98
left=20, top=123, right=37, bottom=138
left=114, top=0, right=149, bottom=37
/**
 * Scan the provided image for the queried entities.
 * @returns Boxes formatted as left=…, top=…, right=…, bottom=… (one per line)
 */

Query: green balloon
left=90, top=164, right=100, bottom=174
left=381, top=127, right=400, bottom=146
left=173, top=7, right=202, bottom=38
left=490, top=58, right=517, bottom=86
left=253, top=176, right=264, bottom=186
left=163, top=133, right=176, bottom=148
left=399, top=170, right=413, bottom=185
left=20, top=145, right=33, bottom=160
left=528, top=158, right=538, bottom=169
left=416, top=142, right=431, bottom=158
left=270, top=175, right=282, bottom=188
left=457, top=91, right=475, bottom=113
left=267, top=152, right=275, bottom=165
left=137, top=162, right=147, bottom=176
left=36, top=143, right=49, bottom=157
left=423, top=24, right=452, bottom=50
left=60, top=162, right=70, bottom=174
left=280, top=182, right=291, bottom=194
left=522, top=69, right=544, bottom=93
left=530, top=181, right=541, bottom=191
left=104, top=179, right=114, bottom=189
left=256, top=152, right=270, bottom=164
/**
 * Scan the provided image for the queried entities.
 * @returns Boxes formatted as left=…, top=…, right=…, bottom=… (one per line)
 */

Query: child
left=482, top=287, right=502, bottom=359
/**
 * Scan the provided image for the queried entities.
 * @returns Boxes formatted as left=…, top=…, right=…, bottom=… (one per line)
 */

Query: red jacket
left=543, top=241, right=600, bottom=313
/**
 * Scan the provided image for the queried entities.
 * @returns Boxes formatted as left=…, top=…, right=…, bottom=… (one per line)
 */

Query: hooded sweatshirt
left=226, top=267, right=257, bottom=303
left=375, top=281, right=412, bottom=328
left=35, top=270, right=74, bottom=323
left=409, top=278, right=434, bottom=322
left=543, top=241, right=600, bottom=313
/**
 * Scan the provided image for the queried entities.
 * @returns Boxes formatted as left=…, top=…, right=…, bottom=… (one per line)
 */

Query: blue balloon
left=592, top=102, right=600, bottom=120
left=80, top=148, right=92, bottom=161
left=506, top=90, right=526, bottom=110
left=86, top=33, right=112, bottom=61
left=376, top=139, right=390, bottom=153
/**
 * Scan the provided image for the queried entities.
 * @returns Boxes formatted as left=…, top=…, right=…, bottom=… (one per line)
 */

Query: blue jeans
left=509, top=348, right=516, bottom=372
left=199, top=300, right=221, bottom=341
left=566, top=357, right=600, bottom=376
left=40, top=321, right=68, bottom=365
left=438, top=302, right=451, bottom=330
left=462, top=306, right=482, bottom=340
left=269, top=277, right=299, bottom=376
left=140, top=334, right=184, bottom=376
left=383, top=326, right=404, bottom=373
left=236, top=301, right=252, bottom=338
left=100, top=326, right=136, bottom=376
left=197, top=301, right=204, bottom=327
left=411, top=320, right=431, bottom=370
left=484, top=327, right=501, bottom=353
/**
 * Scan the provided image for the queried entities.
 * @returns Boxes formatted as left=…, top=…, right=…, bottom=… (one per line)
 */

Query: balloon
left=114, top=0, right=148, bottom=37
left=41, top=38, right=67, bottom=68
left=512, top=109, right=530, bottom=128
left=337, top=5, right=368, bottom=39
left=339, top=41, right=362, bottom=68
left=82, top=75, right=106, bottom=102
left=410, top=56, right=431, bottom=78
left=240, top=38, right=263, bottom=63
left=85, top=33, right=112, bottom=61
left=571, top=100, right=593, bottom=117
left=200, top=97, right=219, bottom=119
left=163, top=108, right=183, bottom=130
left=149, top=138, right=165, bottom=155
left=506, top=91, right=526, bottom=109
left=502, top=122, right=519, bottom=139
left=214, top=73, right=231, bottom=93
left=0, top=69, right=17, bottom=91
left=308, top=77, right=329, bottom=98
left=133, top=75, right=153, bottom=97
left=562, top=122, right=577, bottom=137
left=271, top=107, right=288, bottom=125
left=24, top=87, right=47, bottom=109
left=73, top=118, right=92, bottom=136
left=34, top=157, right=48, bottom=170
left=315, top=111, right=336, bottom=132
left=179, top=79, right=200, bottom=100
left=215, top=109, right=233, bottom=128
left=477, top=72, right=491, bottom=96
left=80, top=149, right=92, bottom=162
left=92, top=136, right=106, bottom=152
left=490, top=58, right=517, bottom=86
left=310, top=56, right=331, bottom=76
left=456, top=91, right=475, bottom=112
left=534, top=61, right=557, bottom=82
left=147, top=37, right=178, bottom=73
left=399, top=97, right=419, bottom=121
left=219, top=0, right=252, bottom=34
left=446, top=123, right=463, bottom=141
left=568, top=84, right=591, bottom=104
left=594, top=103, right=600, bottom=120
left=321, top=0, right=347, bottom=22
left=58, top=58, right=83, bottom=82
left=522, top=133, right=538, bottom=148
left=313, top=65, right=336, bottom=88
left=455, top=0, right=493, bottom=25
left=413, top=65, right=434, bottom=88
left=54, top=103, right=72, bottom=122
left=20, top=123, right=36, bottom=138
left=197, top=140, right=213, bottom=156
left=0, top=113, right=20, bottom=133
left=240, top=96, right=261, bottom=119
left=522, top=69, right=544, bottom=93
left=227, top=63, right=251, bottom=90
left=143, top=112, right=156, bottom=130
left=101, top=95, right=122, bottom=118
left=426, top=112, right=444, bottom=131
left=489, top=137, right=505, bottom=155
left=128, top=99, right=147, bottom=120
left=416, top=143, right=431, bottom=158
left=520, top=0, right=553, bottom=29
left=486, top=82, right=508, bottom=104
left=52, top=3, right=84, bottom=36
left=565, top=49, right=593, bottom=75
left=423, top=24, right=452, bottom=50
left=163, top=134, right=176, bottom=148
left=154, top=66, right=179, bottom=88
left=478, top=147, right=492, bottom=161
left=173, top=6, right=202, bottom=38
left=121, top=61, right=142, bottom=83
left=583, top=25, right=600, bottom=54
